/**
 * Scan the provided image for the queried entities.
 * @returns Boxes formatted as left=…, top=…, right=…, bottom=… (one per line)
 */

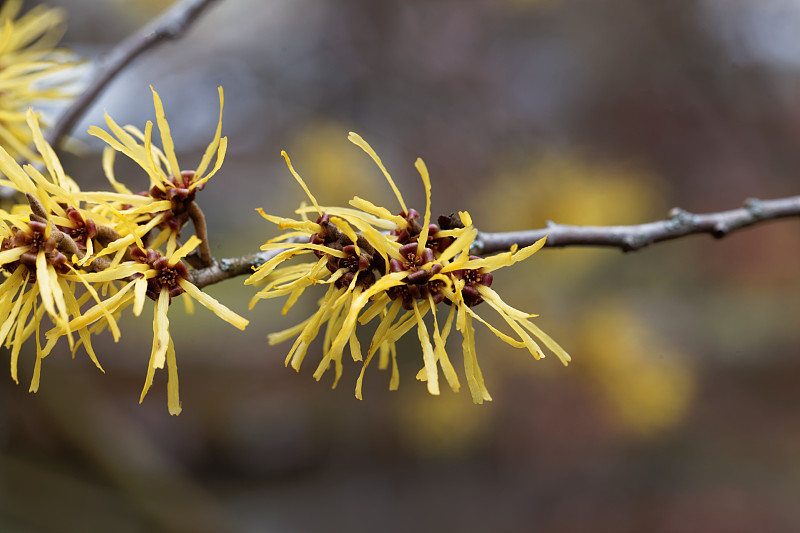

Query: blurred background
left=2, top=0, right=800, bottom=531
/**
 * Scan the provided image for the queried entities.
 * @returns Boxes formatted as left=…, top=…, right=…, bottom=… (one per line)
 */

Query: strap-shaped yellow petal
left=194, top=86, right=224, bottom=180
left=178, top=279, right=249, bottom=330
left=348, top=132, right=407, bottom=213
left=414, top=158, right=432, bottom=258
left=413, top=300, right=440, bottom=395
left=282, top=150, right=322, bottom=216
left=166, top=336, right=181, bottom=415
left=169, top=235, right=201, bottom=265
left=151, top=87, right=182, bottom=180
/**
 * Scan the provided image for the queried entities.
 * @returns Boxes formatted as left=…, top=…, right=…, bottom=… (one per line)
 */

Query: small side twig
left=187, top=201, right=213, bottom=267
left=47, top=0, right=222, bottom=152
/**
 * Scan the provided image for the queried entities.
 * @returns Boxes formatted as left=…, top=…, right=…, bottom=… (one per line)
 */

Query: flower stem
left=187, top=201, right=213, bottom=267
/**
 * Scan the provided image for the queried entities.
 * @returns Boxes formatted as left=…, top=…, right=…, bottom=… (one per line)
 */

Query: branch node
left=743, top=198, right=764, bottom=218
left=666, top=207, right=697, bottom=231
left=621, top=234, right=646, bottom=252
left=711, top=222, right=729, bottom=238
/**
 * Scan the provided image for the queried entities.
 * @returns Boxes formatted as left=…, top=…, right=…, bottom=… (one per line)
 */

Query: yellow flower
left=1, top=84, right=243, bottom=414
left=89, top=86, right=227, bottom=233
left=43, top=85, right=242, bottom=415
left=0, top=0, right=76, bottom=160
left=56, top=236, right=248, bottom=415
left=250, top=133, right=570, bottom=403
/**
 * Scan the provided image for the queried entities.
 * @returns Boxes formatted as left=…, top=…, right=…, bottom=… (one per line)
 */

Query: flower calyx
left=310, top=213, right=385, bottom=289
left=451, top=257, right=494, bottom=307
left=56, top=206, right=97, bottom=251
left=2, top=220, right=69, bottom=280
left=390, top=208, right=422, bottom=243
left=149, top=170, right=201, bottom=232
left=131, top=247, right=189, bottom=301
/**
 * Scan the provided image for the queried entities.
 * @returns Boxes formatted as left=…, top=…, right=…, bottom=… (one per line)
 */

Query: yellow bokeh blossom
left=0, top=0, right=76, bottom=161
left=249, top=133, right=570, bottom=403
left=578, top=300, right=694, bottom=436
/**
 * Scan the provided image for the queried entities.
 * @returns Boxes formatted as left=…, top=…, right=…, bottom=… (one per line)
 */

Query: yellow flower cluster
left=0, top=88, right=247, bottom=415
left=249, top=133, right=570, bottom=403
left=0, top=3, right=572, bottom=413
left=0, top=0, right=75, bottom=161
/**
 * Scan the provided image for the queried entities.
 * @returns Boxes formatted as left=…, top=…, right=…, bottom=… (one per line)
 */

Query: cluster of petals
left=248, top=133, right=570, bottom=403
left=0, top=88, right=246, bottom=415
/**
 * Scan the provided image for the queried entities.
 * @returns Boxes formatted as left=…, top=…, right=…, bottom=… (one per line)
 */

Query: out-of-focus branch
left=47, top=0, right=222, bottom=151
left=188, top=195, right=800, bottom=289
left=473, top=195, right=800, bottom=255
